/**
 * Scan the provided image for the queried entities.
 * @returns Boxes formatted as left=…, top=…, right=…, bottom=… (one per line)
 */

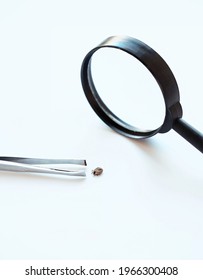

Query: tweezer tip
left=84, top=160, right=87, bottom=166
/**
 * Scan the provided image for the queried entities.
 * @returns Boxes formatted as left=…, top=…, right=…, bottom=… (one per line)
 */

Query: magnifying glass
left=81, top=36, right=203, bottom=153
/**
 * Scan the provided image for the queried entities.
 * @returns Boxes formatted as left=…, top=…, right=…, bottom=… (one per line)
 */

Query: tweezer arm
left=0, top=160, right=86, bottom=177
left=0, top=157, right=87, bottom=166
left=0, top=157, right=87, bottom=177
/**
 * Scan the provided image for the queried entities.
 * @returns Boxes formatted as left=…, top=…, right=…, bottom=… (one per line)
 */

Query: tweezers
left=0, top=157, right=87, bottom=177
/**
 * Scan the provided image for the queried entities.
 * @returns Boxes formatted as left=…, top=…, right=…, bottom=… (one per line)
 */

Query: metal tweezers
left=0, top=157, right=87, bottom=177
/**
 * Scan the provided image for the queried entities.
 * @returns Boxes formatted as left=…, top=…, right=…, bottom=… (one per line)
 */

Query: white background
left=0, top=0, right=202, bottom=259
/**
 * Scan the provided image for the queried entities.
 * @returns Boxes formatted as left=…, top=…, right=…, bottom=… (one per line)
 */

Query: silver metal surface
left=0, top=157, right=87, bottom=177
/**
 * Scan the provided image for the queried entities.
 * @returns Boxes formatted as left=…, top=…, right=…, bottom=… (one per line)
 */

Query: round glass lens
left=91, top=48, right=166, bottom=131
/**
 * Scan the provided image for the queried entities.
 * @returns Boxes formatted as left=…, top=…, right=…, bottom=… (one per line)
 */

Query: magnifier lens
left=91, top=48, right=166, bottom=131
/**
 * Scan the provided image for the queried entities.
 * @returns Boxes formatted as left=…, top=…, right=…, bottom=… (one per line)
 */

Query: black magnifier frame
left=81, top=36, right=203, bottom=153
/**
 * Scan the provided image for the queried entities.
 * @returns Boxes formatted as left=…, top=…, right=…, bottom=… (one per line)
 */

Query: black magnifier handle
left=173, top=118, right=203, bottom=153
left=81, top=35, right=203, bottom=154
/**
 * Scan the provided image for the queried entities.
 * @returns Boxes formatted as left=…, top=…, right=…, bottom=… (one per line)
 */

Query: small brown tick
left=92, top=167, right=103, bottom=176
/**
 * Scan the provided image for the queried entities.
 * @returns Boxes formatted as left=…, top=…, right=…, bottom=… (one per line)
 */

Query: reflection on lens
left=91, top=48, right=166, bottom=131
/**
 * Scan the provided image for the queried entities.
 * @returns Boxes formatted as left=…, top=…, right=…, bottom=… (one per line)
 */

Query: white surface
left=0, top=0, right=202, bottom=259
